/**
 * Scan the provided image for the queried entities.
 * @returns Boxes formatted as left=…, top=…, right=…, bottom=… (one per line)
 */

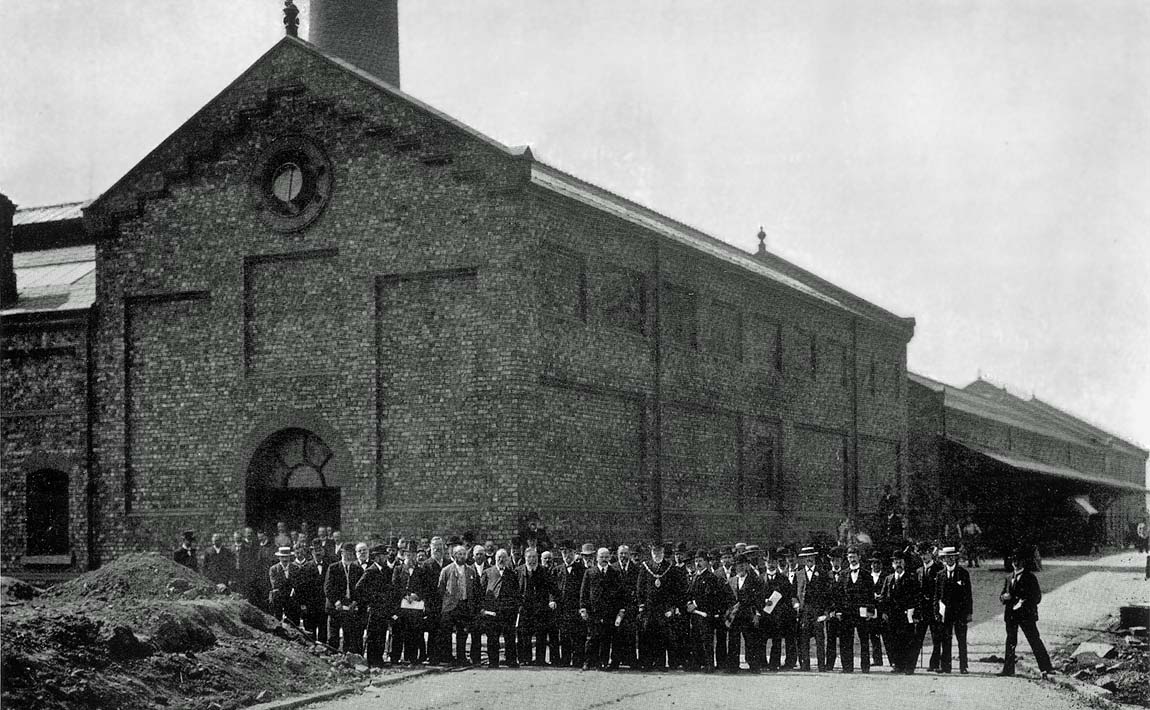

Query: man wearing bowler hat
left=684, top=548, right=732, bottom=672
left=555, top=540, right=588, bottom=667
left=174, top=530, right=198, bottom=572
left=934, top=545, right=972, bottom=673
left=879, top=549, right=920, bottom=674
left=360, top=544, right=394, bottom=666
left=759, top=548, right=795, bottom=671
left=725, top=551, right=764, bottom=673
left=325, top=542, right=366, bottom=654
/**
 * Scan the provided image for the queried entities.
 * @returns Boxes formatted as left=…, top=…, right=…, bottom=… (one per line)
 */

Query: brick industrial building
left=907, top=373, right=1148, bottom=556
left=1, top=5, right=917, bottom=577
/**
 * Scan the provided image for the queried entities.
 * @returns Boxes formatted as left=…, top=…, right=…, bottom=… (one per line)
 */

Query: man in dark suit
left=202, top=533, right=235, bottom=592
left=824, top=546, right=846, bottom=670
left=580, top=546, right=626, bottom=671
left=725, top=552, right=764, bottom=673
left=879, top=549, right=921, bottom=674
left=556, top=541, right=588, bottom=667
left=685, top=549, right=733, bottom=672
left=173, top=530, right=198, bottom=572
left=267, top=546, right=295, bottom=621
left=611, top=544, right=640, bottom=669
left=759, top=548, right=795, bottom=671
left=713, top=545, right=735, bottom=668
left=325, top=542, right=366, bottom=654
left=836, top=546, right=875, bottom=673
left=289, top=542, right=325, bottom=641
left=481, top=548, right=521, bottom=668
left=391, top=542, right=430, bottom=664
left=867, top=552, right=887, bottom=667
left=360, top=544, right=394, bottom=667
left=935, top=545, right=973, bottom=673
left=637, top=542, right=683, bottom=671
left=998, top=545, right=1054, bottom=678
left=422, top=536, right=449, bottom=665
left=518, top=547, right=557, bottom=665
left=438, top=542, right=480, bottom=666
left=915, top=543, right=944, bottom=671
left=794, top=546, right=829, bottom=671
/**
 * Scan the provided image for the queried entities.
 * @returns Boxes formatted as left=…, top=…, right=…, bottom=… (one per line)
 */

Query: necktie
left=344, top=563, right=351, bottom=599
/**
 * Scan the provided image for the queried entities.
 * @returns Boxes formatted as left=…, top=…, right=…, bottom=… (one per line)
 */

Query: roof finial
left=283, top=0, right=300, bottom=37
left=756, top=226, right=767, bottom=256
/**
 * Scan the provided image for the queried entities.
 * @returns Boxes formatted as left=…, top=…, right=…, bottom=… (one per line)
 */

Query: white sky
left=1, top=1, right=1147, bottom=473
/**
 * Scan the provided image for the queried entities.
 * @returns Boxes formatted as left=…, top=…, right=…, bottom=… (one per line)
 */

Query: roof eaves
left=530, top=161, right=917, bottom=330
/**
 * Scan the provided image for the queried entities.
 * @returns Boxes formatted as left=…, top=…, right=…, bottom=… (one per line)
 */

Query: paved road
left=308, top=550, right=1147, bottom=710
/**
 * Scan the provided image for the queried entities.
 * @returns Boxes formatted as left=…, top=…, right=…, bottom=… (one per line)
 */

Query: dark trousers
left=916, top=619, right=943, bottom=670
left=299, top=600, right=326, bottom=644
left=611, top=613, right=638, bottom=668
left=443, top=604, right=475, bottom=664
left=783, top=623, right=798, bottom=668
left=824, top=615, right=840, bottom=669
left=868, top=620, right=885, bottom=665
left=390, top=610, right=425, bottom=663
left=425, top=612, right=448, bottom=664
left=726, top=621, right=761, bottom=671
left=798, top=612, right=826, bottom=671
left=688, top=617, right=716, bottom=670
left=1004, top=617, right=1053, bottom=672
left=669, top=614, right=690, bottom=668
left=518, top=614, right=549, bottom=665
left=839, top=619, right=870, bottom=672
left=640, top=612, right=675, bottom=669
left=763, top=632, right=784, bottom=670
left=558, top=614, right=585, bottom=667
left=714, top=626, right=730, bottom=668
left=940, top=618, right=968, bottom=672
left=886, top=621, right=918, bottom=672
left=486, top=611, right=518, bottom=667
left=584, top=618, right=616, bottom=668
left=328, top=608, right=364, bottom=655
left=365, top=610, right=389, bottom=665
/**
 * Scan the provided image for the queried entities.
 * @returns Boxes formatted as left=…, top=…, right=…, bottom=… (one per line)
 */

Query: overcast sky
left=2, top=1, right=1147, bottom=466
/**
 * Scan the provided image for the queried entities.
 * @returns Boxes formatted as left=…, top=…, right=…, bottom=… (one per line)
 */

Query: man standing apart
left=580, top=546, right=626, bottom=671
left=935, top=545, right=972, bottom=674
left=998, top=545, right=1054, bottom=678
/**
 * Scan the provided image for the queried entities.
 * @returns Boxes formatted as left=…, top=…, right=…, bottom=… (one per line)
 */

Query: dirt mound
left=44, top=552, right=220, bottom=602
left=1, top=555, right=362, bottom=710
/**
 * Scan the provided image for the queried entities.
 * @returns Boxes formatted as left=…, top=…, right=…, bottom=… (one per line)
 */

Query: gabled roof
left=85, top=35, right=912, bottom=335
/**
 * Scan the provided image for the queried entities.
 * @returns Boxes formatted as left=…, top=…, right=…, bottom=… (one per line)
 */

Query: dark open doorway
left=245, top=427, right=341, bottom=536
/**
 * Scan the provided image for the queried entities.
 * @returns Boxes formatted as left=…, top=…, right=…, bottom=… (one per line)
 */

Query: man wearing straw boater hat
left=794, top=545, right=830, bottom=672
left=267, top=545, right=295, bottom=621
left=934, top=545, right=972, bottom=673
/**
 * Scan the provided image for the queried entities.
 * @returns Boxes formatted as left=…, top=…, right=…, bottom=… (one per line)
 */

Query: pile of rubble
left=0, top=553, right=365, bottom=710
left=1053, top=615, right=1149, bottom=707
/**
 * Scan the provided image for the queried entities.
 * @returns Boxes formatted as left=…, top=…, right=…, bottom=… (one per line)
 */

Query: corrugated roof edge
left=531, top=160, right=914, bottom=335
left=13, top=200, right=92, bottom=226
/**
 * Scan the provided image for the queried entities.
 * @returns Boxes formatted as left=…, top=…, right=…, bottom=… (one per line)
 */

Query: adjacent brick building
left=1, top=34, right=915, bottom=576
left=907, top=372, right=1148, bottom=556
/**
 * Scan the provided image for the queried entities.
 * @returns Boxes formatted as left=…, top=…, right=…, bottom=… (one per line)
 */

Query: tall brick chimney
left=0, top=192, right=16, bottom=308
left=309, top=0, right=400, bottom=88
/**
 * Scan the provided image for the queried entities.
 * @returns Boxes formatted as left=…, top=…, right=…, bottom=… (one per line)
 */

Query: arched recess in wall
left=21, top=452, right=76, bottom=556
left=236, top=410, right=350, bottom=534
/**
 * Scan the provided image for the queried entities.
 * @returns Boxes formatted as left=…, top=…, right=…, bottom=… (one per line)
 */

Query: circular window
left=249, top=136, right=334, bottom=232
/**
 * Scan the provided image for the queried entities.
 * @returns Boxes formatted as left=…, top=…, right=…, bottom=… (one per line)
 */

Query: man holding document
left=835, top=546, right=875, bottom=673
left=879, top=549, right=921, bottom=674
left=759, top=548, right=795, bottom=671
left=684, top=548, right=733, bottom=671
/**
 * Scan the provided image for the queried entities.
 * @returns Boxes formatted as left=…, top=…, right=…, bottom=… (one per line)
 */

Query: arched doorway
left=245, top=428, right=341, bottom=535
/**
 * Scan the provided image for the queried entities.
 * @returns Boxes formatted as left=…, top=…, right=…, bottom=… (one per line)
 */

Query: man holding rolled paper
left=759, top=548, right=795, bottom=671
left=879, top=549, right=921, bottom=674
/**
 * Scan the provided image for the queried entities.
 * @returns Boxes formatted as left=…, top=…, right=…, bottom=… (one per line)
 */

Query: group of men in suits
left=176, top=527, right=985, bottom=676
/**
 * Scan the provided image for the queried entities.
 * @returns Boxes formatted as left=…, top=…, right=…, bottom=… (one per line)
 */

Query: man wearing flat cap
left=879, top=549, right=920, bottom=674
left=637, top=542, right=683, bottom=670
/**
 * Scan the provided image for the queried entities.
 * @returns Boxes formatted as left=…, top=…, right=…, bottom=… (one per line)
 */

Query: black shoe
left=960, top=669, right=969, bottom=675
left=996, top=669, right=1014, bottom=677
left=581, top=663, right=593, bottom=671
